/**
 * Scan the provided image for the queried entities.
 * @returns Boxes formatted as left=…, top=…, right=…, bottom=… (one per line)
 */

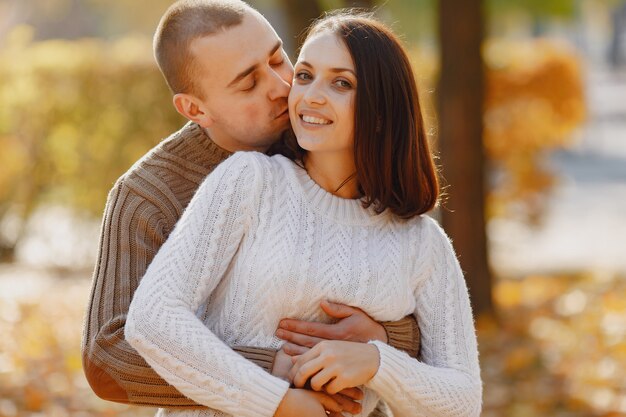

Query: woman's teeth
left=302, top=115, right=331, bottom=125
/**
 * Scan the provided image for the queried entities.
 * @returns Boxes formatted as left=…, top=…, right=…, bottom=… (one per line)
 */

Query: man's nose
left=268, top=67, right=292, bottom=101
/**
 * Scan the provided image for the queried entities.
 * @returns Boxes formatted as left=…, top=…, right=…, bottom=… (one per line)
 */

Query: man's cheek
left=242, top=103, right=261, bottom=123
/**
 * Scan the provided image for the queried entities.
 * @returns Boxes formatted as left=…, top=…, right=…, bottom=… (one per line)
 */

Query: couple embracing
left=81, top=1, right=482, bottom=416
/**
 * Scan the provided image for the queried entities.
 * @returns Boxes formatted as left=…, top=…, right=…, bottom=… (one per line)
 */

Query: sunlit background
left=0, top=0, right=625, bottom=416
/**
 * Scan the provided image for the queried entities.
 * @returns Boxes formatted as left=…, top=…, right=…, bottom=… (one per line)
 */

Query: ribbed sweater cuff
left=234, top=346, right=277, bottom=373
left=366, top=340, right=409, bottom=398
left=382, top=316, right=420, bottom=358
left=242, top=367, right=290, bottom=417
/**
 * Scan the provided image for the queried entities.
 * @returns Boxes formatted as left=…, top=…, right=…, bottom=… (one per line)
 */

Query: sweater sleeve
left=365, top=217, right=482, bottom=417
left=81, top=165, right=277, bottom=407
left=125, top=152, right=289, bottom=417
left=381, top=315, right=420, bottom=358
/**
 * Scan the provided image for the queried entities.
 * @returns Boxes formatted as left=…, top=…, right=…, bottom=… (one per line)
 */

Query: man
left=81, top=1, right=419, bottom=416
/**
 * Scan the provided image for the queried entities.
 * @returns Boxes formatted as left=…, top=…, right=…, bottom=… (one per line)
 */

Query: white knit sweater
left=126, top=152, right=482, bottom=417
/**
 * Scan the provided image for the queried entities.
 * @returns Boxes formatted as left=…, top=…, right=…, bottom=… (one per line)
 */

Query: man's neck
left=203, top=126, right=271, bottom=154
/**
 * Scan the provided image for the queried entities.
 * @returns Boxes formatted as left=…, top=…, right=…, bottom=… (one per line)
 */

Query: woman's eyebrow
left=329, top=67, right=356, bottom=76
left=299, top=61, right=355, bottom=76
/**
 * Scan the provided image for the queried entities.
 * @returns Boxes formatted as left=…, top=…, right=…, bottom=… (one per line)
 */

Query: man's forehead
left=189, top=12, right=281, bottom=84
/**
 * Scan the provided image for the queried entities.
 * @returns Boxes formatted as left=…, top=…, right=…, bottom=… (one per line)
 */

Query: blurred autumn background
left=0, top=0, right=625, bottom=416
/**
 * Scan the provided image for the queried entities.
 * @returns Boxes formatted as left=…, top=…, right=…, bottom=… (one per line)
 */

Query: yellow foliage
left=504, top=345, right=538, bottom=374
left=0, top=269, right=154, bottom=417
left=0, top=27, right=185, bottom=244
left=483, top=272, right=626, bottom=416
left=410, top=38, right=586, bottom=222
left=494, top=274, right=570, bottom=309
left=483, top=38, right=586, bottom=220
left=494, top=280, right=523, bottom=308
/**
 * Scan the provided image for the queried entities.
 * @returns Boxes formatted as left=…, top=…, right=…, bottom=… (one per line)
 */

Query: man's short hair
left=154, top=0, right=249, bottom=97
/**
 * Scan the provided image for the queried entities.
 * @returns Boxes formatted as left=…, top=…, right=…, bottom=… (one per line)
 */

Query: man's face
left=190, top=10, right=293, bottom=152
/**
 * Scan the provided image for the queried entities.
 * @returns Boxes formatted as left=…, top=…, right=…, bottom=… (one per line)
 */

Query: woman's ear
left=172, top=93, right=214, bottom=128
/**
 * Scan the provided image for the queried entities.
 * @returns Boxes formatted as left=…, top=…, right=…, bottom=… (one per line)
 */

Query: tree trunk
left=0, top=205, right=16, bottom=263
left=278, top=0, right=323, bottom=56
left=608, top=4, right=626, bottom=68
left=438, top=0, right=493, bottom=316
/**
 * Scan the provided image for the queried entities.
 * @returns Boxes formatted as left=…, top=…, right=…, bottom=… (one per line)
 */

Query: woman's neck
left=304, top=152, right=359, bottom=199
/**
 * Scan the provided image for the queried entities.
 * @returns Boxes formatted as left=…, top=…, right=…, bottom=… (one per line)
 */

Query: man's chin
left=268, top=120, right=292, bottom=140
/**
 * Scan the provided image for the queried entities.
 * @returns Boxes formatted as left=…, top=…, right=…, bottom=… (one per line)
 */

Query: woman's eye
left=334, top=79, right=352, bottom=89
left=295, top=71, right=312, bottom=81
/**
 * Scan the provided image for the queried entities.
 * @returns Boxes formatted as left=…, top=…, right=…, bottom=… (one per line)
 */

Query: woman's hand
left=273, top=347, right=364, bottom=415
left=274, top=388, right=349, bottom=417
left=289, top=340, right=380, bottom=395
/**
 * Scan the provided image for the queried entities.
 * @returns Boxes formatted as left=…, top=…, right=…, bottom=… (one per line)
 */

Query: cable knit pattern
left=366, top=220, right=482, bottom=417
left=126, top=152, right=482, bottom=417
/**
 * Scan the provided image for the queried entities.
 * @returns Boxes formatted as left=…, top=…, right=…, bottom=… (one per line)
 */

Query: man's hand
left=275, top=300, right=388, bottom=353
left=274, top=388, right=358, bottom=417
left=272, top=347, right=294, bottom=382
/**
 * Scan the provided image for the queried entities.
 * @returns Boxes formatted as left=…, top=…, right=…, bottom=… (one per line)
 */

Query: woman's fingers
left=324, top=377, right=348, bottom=395
left=291, top=356, right=323, bottom=388
left=290, top=340, right=375, bottom=397
left=309, top=367, right=335, bottom=391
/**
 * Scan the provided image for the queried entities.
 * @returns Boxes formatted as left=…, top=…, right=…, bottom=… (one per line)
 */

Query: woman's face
left=288, top=32, right=357, bottom=156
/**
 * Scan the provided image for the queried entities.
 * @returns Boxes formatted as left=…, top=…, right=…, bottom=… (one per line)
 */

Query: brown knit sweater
left=81, top=122, right=420, bottom=413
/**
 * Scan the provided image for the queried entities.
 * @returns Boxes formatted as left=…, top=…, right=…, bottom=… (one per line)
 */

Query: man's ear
left=172, top=93, right=214, bottom=127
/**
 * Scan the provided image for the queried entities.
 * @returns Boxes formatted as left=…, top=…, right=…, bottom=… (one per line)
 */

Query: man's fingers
left=290, top=345, right=319, bottom=367
left=271, top=348, right=294, bottom=381
left=338, top=387, right=363, bottom=400
left=320, top=300, right=357, bottom=319
left=312, top=392, right=342, bottom=413
left=276, top=328, right=326, bottom=348
left=282, top=342, right=309, bottom=356
left=278, top=319, right=337, bottom=339
left=330, top=392, right=362, bottom=415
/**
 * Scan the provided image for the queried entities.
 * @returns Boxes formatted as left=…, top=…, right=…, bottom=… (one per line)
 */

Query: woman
left=126, top=11, right=482, bottom=417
